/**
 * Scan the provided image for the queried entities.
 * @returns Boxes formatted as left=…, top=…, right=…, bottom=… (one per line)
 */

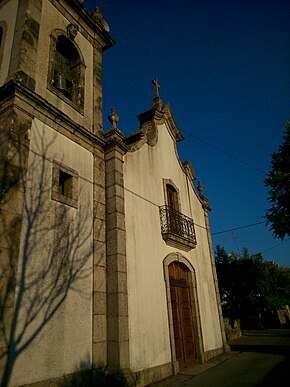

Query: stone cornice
left=122, top=107, right=163, bottom=152
left=182, top=161, right=197, bottom=181
left=162, top=104, right=184, bottom=143
left=125, top=104, right=185, bottom=152
left=104, top=128, right=128, bottom=155
left=138, top=107, right=165, bottom=126
left=0, top=80, right=105, bottom=150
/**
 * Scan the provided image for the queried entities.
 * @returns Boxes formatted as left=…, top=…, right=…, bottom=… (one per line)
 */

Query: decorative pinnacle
left=108, top=108, right=119, bottom=129
left=92, top=6, right=110, bottom=32
left=197, top=180, right=211, bottom=210
left=197, top=180, right=204, bottom=196
left=92, top=6, right=102, bottom=20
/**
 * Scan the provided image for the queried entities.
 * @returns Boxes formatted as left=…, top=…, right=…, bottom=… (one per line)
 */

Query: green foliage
left=265, top=124, right=290, bottom=240
left=215, top=245, right=290, bottom=328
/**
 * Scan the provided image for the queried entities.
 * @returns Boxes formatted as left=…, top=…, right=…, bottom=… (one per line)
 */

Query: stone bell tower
left=0, top=1, right=114, bottom=385
left=0, top=0, right=114, bottom=136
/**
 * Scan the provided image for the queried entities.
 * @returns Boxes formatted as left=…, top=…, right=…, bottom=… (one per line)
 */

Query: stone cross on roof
left=152, top=78, right=160, bottom=98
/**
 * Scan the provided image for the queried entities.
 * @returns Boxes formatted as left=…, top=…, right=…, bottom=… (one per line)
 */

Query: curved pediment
left=124, top=103, right=184, bottom=152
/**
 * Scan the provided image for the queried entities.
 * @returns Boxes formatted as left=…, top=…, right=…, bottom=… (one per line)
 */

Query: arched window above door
left=166, top=183, right=179, bottom=212
left=163, top=179, right=180, bottom=212
left=160, top=179, right=197, bottom=251
left=48, top=29, right=85, bottom=112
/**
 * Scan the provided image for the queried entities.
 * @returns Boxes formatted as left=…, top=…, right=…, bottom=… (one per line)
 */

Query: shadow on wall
left=60, top=365, right=129, bottom=387
left=0, top=113, right=93, bottom=387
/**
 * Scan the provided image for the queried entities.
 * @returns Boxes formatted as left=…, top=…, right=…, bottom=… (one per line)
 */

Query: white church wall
left=124, top=121, right=223, bottom=372
left=191, top=215, right=223, bottom=353
left=124, top=182, right=171, bottom=371
left=10, top=118, right=94, bottom=386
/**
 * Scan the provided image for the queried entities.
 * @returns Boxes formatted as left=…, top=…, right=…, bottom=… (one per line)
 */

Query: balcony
left=159, top=205, right=197, bottom=251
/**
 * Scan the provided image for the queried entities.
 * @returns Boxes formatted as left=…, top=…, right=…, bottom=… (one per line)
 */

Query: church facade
left=0, top=1, right=227, bottom=386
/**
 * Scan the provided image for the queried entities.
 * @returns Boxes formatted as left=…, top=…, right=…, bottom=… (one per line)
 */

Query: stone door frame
left=163, top=252, right=205, bottom=373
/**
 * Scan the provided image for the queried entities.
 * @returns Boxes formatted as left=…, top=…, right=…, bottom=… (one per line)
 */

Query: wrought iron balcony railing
left=159, top=205, right=197, bottom=250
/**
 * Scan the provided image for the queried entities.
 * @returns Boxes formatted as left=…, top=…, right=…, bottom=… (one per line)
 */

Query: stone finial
left=108, top=108, right=119, bottom=129
left=197, top=180, right=211, bottom=211
left=92, top=6, right=110, bottom=32
left=92, top=6, right=102, bottom=21
left=152, top=78, right=163, bottom=110
left=197, top=180, right=204, bottom=196
left=105, top=108, right=125, bottom=144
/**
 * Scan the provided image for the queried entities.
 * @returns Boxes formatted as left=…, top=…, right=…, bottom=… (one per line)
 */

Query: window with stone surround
left=166, top=183, right=179, bottom=212
left=163, top=179, right=181, bottom=212
left=51, top=162, right=78, bottom=208
left=160, top=179, right=197, bottom=251
left=48, top=29, right=85, bottom=112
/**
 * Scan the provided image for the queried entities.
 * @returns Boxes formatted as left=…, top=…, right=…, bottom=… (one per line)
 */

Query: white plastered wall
left=124, top=122, right=223, bottom=372
left=0, top=0, right=19, bottom=86
left=10, top=118, right=93, bottom=386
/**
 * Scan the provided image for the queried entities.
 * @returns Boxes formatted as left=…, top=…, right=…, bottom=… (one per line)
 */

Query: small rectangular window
left=51, top=162, right=78, bottom=208
left=59, top=170, right=73, bottom=197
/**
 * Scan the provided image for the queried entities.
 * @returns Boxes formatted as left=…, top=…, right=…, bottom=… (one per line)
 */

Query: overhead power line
left=182, top=130, right=267, bottom=175
left=212, top=221, right=266, bottom=235
left=261, top=238, right=290, bottom=254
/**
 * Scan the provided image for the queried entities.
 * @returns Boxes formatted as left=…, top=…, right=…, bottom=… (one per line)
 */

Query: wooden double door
left=169, top=262, right=196, bottom=368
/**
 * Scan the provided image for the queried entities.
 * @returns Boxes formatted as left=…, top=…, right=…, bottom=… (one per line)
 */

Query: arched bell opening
left=48, top=29, right=85, bottom=111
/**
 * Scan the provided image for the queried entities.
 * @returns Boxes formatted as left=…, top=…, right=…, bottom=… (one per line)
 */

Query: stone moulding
left=161, top=232, right=196, bottom=252
left=0, top=80, right=104, bottom=149
left=49, top=0, right=115, bottom=51
left=162, top=103, right=184, bottom=143
left=124, top=103, right=184, bottom=153
left=132, top=361, right=173, bottom=386
left=182, top=160, right=197, bottom=181
left=124, top=108, right=161, bottom=152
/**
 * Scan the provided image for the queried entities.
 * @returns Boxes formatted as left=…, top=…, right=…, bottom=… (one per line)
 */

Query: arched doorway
left=169, top=261, right=196, bottom=368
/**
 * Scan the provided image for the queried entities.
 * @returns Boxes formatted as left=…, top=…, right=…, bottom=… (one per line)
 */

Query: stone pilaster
left=92, top=144, right=107, bottom=367
left=8, top=0, right=43, bottom=90
left=93, top=45, right=104, bottom=139
left=105, top=111, right=130, bottom=371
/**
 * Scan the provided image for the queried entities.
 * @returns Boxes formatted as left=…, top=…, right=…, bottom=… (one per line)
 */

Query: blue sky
left=84, top=0, right=290, bottom=266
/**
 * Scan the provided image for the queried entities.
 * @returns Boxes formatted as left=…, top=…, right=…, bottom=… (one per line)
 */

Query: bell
left=54, top=74, right=67, bottom=91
